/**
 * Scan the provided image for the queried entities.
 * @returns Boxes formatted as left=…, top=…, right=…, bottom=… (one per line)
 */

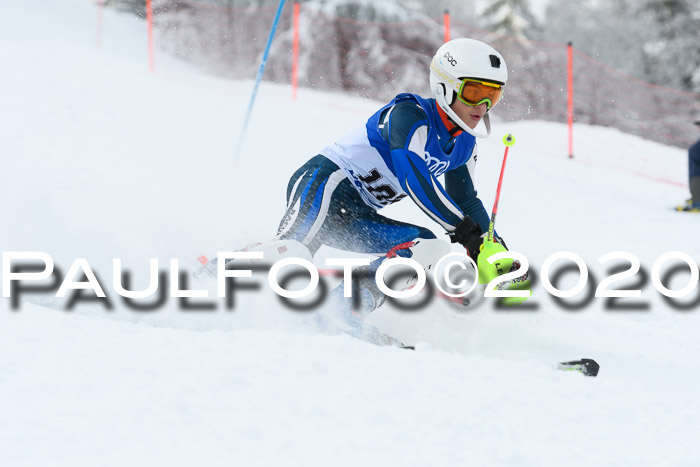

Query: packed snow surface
left=1, top=1, right=699, bottom=466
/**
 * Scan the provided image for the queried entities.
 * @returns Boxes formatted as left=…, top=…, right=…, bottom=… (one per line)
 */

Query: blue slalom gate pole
left=235, top=0, right=287, bottom=160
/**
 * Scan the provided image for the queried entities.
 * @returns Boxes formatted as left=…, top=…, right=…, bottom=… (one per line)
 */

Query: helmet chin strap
left=434, top=85, right=491, bottom=138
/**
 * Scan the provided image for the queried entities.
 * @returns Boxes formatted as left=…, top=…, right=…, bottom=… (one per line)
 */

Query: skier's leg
left=689, top=145, right=700, bottom=206
left=690, top=176, right=700, bottom=207
left=275, top=155, right=348, bottom=254
left=274, top=154, right=452, bottom=306
left=314, top=213, right=450, bottom=347
left=272, top=161, right=450, bottom=343
left=338, top=237, right=451, bottom=314
left=271, top=156, right=452, bottom=345
left=323, top=208, right=451, bottom=315
left=275, top=154, right=448, bottom=260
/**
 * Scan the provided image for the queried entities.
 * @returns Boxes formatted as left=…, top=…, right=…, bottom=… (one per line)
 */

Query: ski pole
left=481, top=134, right=530, bottom=304
left=486, top=134, right=515, bottom=243
left=235, top=0, right=287, bottom=161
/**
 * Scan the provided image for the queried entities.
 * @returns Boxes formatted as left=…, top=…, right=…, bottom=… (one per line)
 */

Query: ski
left=557, top=358, right=600, bottom=377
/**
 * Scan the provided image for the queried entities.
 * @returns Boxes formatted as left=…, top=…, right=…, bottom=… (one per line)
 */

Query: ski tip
left=557, top=358, right=600, bottom=377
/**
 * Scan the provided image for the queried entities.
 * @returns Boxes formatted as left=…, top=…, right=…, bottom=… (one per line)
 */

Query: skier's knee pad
left=393, top=238, right=451, bottom=271
left=241, top=239, right=312, bottom=262
left=380, top=238, right=451, bottom=291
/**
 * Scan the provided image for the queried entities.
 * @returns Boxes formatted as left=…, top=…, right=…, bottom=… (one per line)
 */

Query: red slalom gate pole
left=567, top=41, right=574, bottom=158
left=443, top=9, right=450, bottom=43
left=97, top=0, right=104, bottom=48
left=291, top=1, right=300, bottom=100
left=146, top=0, right=155, bottom=73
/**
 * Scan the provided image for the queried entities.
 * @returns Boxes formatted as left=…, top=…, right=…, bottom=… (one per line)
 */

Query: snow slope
left=2, top=1, right=700, bottom=466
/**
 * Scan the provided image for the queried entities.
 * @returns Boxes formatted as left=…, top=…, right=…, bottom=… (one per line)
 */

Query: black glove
left=449, top=217, right=509, bottom=262
left=448, top=217, right=483, bottom=261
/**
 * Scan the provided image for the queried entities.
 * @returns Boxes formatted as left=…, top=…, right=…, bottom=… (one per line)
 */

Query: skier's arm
left=382, top=102, right=465, bottom=231
left=444, top=159, right=492, bottom=233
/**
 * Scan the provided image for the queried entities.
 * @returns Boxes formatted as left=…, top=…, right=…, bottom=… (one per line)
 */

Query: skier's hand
left=448, top=216, right=483, bottom=260
left=449, top=218, right=514, bottom=283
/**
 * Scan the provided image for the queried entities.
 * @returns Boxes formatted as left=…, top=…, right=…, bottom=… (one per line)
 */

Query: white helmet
left=430, top=38, right=508, bottom=138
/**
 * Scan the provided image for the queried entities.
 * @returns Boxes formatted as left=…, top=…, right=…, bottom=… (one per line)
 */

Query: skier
left=676, top=117, right=700, bottom=212
left=210, top=38, right=523, bottom=344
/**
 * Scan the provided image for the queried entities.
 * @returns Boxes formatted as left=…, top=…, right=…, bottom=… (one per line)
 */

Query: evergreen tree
left=480, top=0, right=540, bottom=39
left=637, top=0, right=700, bottom=92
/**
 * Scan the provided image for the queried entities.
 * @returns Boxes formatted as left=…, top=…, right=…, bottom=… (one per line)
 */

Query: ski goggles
left=457, top=78, right=503, bottom=109
left=430, top=59, right=504, bottom=109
